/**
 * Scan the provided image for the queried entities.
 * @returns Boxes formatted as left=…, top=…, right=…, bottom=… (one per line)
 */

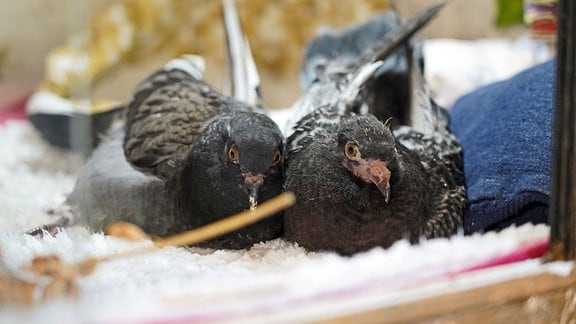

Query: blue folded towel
left=450, top=60, right=555, bottom=233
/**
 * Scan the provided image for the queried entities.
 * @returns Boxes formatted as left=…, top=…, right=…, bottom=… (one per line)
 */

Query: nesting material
left=0, top=120, right=569, bottom=323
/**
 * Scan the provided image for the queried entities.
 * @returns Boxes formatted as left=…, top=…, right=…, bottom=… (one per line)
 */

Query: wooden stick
left=98, top=191, right=296, bottom=262
left=154, top=191, right=295, bottom=248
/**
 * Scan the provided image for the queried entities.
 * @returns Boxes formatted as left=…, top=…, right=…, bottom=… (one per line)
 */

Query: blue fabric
left=450, top=60, right=555, bottom=233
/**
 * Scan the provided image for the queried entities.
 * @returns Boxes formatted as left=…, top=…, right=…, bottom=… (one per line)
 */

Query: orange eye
left=344, top=141, right=359, bottom=160
left=272, top=148, right=282, bottom=165
left=228, top=145, right=239, bottom=164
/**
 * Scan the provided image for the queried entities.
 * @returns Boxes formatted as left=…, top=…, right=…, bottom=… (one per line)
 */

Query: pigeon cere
left=27, top=1, right=467, bottom=255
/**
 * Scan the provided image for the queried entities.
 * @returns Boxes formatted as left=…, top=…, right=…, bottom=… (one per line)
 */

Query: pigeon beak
left=243, top=173, right=264, bottom=210
left=365, top=160, right=391, bottom=203
left=348, top=159, right=391, bottom=203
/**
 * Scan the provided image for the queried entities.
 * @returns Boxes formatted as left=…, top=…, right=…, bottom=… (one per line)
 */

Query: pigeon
left=28, top=0, right=286, bottom=249
left=283, top=3, right=467, bottom=256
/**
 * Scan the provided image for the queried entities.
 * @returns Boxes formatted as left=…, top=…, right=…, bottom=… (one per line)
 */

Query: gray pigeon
left=29, top=1, right=285, bottom=249
left=283, top=3, right=467, bottom=255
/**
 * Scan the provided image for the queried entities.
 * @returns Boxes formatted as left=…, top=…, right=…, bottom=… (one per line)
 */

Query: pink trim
left=0, top=95, right=29, bottom=125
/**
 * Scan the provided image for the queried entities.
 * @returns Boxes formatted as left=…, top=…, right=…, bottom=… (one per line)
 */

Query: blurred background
left=0, top=0, right=552, bottom=113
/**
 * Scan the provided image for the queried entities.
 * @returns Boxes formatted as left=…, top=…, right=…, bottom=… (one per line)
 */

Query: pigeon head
left=171, top=110, right=286, bottom=246
left=224, top=112, right=285, bottom=208
left=337, top=115, right=397, bottom=203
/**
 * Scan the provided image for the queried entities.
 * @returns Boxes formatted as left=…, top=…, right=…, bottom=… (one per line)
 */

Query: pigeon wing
left=123, top=56, right=253, bottom=178
left=394, top=109, right=467, bottom=238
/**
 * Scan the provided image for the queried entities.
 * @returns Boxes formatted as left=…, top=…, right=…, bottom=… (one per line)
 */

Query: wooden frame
left=322, top=271, right=576, bottom=322
left=550, top=0, right=576, bottom=261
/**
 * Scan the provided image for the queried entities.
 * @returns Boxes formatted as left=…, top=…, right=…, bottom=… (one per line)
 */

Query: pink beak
left=243, top=173, right=264, bottom=209
left=348, top=159, right=391, bottom=203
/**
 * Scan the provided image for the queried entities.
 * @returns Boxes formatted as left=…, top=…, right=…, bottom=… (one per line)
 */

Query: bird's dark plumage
left=30, top=2, right=285, bottom=249
left=283, top=3, right=467, bottom=255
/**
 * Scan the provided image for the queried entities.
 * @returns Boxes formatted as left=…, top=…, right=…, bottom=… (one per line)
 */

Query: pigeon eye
left=345, top=142, right=359, bottom=160
left=272, top=148, right=282, bottom=165
left=228, top=145, right=239, bottom=164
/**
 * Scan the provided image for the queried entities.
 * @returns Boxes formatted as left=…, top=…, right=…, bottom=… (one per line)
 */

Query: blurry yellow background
left=0, top=0, right=523, bottom=109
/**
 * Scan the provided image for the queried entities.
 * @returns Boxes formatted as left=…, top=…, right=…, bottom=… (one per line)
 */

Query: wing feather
left=123, top=60, right=254, bottom=178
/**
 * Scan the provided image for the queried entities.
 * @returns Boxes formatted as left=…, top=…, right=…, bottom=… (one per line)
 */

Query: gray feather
left=223, top=0, right=264, bottom=108
left=67, top=127, right=182, bottom=235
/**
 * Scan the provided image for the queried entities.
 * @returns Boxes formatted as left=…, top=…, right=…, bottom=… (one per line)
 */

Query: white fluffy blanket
left=0, top=120, right=570, bottom=323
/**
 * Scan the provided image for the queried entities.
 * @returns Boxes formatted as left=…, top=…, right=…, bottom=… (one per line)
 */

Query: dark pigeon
left=283, top=3, right=467, bottom=255
left=28, top=1, right=285, bottom=249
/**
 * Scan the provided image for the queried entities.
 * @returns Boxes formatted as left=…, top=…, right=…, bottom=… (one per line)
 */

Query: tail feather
left=408, top=53, right=437, bottom=133
left=301, top=11, right=402, bottom=91
left=356, top=2, right=445, bottom=67
left=222, top=0, right=264, bottom=108
left=342, top=2, right=445, bottom=128
left=292, top=2, right=446, bottom=135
